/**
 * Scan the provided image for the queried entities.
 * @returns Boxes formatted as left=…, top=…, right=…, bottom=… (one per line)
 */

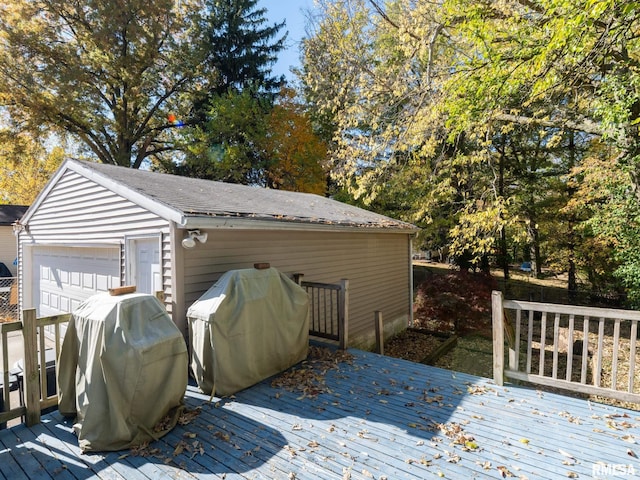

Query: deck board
left=1, top=348, right=640, bottom=479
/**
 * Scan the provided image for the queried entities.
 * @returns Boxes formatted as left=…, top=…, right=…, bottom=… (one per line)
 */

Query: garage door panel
left=34, top=246, right=120, bottom=316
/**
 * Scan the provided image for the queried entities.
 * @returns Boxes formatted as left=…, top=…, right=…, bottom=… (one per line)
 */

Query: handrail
left=22, top=309, right=71, bottom=426
left=493, top=290, right=640, bottom=404
left=1, top=290, right=169, bottom=428
left=295, top=275, right=349, bottom=349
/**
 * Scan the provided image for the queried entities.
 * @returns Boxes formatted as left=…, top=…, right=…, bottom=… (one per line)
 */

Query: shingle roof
left=0, top=205, right=29, bottom=226
left=71, top=160, right=417, bottom=231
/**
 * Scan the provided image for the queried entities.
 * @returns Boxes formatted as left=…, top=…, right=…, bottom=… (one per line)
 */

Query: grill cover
left=57, top=293, right=188, bottom=452
left=187, top=267, right=309, bottom=396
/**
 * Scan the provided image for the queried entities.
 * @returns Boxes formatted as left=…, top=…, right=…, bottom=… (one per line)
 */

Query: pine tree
left=203, top=0, right=287, bottom=98
left=177, top=0, right=289, bottom=185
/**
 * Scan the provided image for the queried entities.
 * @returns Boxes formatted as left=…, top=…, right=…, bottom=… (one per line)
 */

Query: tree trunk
left=498, top=139, right=509, bottom=280
left=501, top=227, right=509, bottom=280
left=567, top=131, right=577, bottom=301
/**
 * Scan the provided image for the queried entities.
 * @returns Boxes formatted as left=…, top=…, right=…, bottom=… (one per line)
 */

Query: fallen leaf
left=497, top=466, right=515, bottom=477
left=173, top=441, right=186, bottom=456
left=559, top=449, right=576, bottom=461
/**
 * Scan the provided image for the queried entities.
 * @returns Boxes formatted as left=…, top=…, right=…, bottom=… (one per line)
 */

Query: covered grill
left=57, top=292, right=188, bottom=452
left=187, top=266, right=309, bottom=396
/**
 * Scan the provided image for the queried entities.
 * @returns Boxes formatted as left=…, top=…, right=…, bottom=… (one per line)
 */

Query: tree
left=174, top=0, right=288, bottom=183
left=174, top=88, right=271, bottom=184
left=301, top=0, right=640, bottom=302
left=0, top=129, right=64, bottom=204
left=200, top=0, right=286, bottom=98
left=0, top=0, right=214, bottom=168
left=262, top=88, right=328, bottom=194
left=175, top=87, right=329, bottom=192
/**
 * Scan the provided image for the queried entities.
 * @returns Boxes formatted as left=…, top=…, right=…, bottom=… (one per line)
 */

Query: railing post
left=293, top=273, right=304, bottom=285
left=492, top=290, right=505, bottom=386
left=339, top=279, right=349, bottom=350
left=374, top=311, right=384, bottom=355
left=22, top=308, right=41, bottom=426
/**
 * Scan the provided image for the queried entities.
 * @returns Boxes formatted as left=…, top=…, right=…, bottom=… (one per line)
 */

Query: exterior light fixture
left=181, top=229, right=208, bottom=249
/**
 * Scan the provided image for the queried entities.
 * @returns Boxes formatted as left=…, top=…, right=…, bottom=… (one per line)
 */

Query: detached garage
left=15, top=159, right=418, bottom=350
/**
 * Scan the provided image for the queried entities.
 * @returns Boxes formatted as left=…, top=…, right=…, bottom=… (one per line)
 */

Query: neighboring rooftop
left=68, top=160, right=417, bottom=230
left=0, top=205, right=28, bottom=226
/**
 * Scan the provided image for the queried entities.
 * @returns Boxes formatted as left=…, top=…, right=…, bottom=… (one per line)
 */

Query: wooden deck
left=1, top=347, right=639, bottom=479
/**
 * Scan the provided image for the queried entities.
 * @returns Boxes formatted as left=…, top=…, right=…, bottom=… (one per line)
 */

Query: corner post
left=22, top=308, right=41, bottom=426
left=492, top=290, right=505, bottom=386
left=374, top=311, right=384, bottom=355
left=339, top=279, right=349, bottom=350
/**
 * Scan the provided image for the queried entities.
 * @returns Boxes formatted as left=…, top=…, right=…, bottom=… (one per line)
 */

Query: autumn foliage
left=413, top=269, right=497, bottom=335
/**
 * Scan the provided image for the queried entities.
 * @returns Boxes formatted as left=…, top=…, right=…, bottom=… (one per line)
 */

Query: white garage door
left=33, top=246, right=120, bottom=316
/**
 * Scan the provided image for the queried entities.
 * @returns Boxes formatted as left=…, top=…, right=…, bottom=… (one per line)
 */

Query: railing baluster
left=595, top=318, right=605, bottom=388
left=526, top=310, right=534, bottom=374
left=2, top=325, right=11, bottom=412
left=38, top=325, right=47, bottom=403
left=581, top=317, right=589, bottom=384
left=539, top=312, right=547, bottom=376
left=552, top=313, right=560, bottom=379
left=611, top=319, right=620, bottom=390
left=513, top=309, right=521, bottom=371
left=629, top=320, right=637, bottom=393
left=315, top=287, right=320, bottom=333
left=566, top=314, right=575, bottom=382
left=333, top=289, right=338, bottom=336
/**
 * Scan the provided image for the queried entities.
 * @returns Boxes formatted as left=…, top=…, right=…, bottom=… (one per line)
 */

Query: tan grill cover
left=187, top=267, right=309, bottom=396
left=57, top=293, right=188, bottom=452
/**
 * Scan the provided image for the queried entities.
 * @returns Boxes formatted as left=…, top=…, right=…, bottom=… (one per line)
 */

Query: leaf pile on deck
left=271, top=346, right=354, bottom=398
left=127, top=407, right=202, bottom=459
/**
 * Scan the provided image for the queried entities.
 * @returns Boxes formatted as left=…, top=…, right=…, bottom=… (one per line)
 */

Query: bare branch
left=493, top=113, right=604, bottom=137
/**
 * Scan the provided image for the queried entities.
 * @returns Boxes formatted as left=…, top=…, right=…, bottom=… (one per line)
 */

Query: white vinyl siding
left=18, top=170, right=172, bottom=313
left=181, top=229, right=411, bottom=349
left=0, top=227, right=17, bottom=276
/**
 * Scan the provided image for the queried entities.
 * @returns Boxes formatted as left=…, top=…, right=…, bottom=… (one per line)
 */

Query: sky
left=259, top=0, right=315, bottom=81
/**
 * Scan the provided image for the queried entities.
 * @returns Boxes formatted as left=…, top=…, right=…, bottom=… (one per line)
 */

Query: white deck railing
left=492, top=290, right=640, bottom=404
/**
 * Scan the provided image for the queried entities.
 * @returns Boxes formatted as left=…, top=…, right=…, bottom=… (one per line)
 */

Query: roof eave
left=179, top=215, right=419, bottom=233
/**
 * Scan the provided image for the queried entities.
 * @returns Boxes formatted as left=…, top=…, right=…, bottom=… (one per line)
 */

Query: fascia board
left=180, top=215, right=419, bottom=234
